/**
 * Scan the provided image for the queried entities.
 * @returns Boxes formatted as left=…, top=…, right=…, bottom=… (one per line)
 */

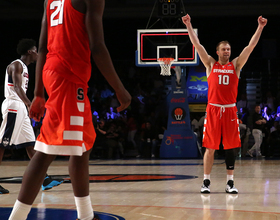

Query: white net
left=158, top=58, right=174, bottom=76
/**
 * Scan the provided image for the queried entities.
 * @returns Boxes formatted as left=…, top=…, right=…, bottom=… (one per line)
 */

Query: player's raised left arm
left=234, top=16, right=267, bottom=72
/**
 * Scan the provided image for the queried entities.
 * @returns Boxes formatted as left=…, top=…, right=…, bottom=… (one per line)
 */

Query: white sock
left=204, top=174, right=210, bottom=180
left=8, top=200, right=32, bottom=220
left=74, top=195, right=93, bottom=220
left=227, top=175, right=234, bottom=182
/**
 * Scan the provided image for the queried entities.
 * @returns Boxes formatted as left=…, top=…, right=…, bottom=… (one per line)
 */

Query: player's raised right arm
left=182, top=14, right=214, bottom=74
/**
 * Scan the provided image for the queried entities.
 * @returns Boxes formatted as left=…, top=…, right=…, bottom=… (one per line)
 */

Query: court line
left=1, top=204, right=279, bottom=215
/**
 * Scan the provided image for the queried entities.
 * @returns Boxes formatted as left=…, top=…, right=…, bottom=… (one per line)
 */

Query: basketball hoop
left=158, top=58, right=174, bottom=76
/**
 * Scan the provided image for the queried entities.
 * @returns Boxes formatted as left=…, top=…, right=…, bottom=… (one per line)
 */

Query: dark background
left=0, top=0, right=279, bottom=101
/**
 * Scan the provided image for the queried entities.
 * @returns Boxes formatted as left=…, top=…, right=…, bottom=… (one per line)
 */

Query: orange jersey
left=207, top=62, right=238, bottom=104
left=44, top=0, right=91, bottom=85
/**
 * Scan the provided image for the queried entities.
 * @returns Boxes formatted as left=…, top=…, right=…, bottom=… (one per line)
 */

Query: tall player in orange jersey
left=9, top=0, right=131, bottom=220
left=182, top=14, right=267, bottom=194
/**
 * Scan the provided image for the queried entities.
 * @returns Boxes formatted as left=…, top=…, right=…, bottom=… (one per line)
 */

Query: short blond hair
left=216, top=40, right=231, bottom=51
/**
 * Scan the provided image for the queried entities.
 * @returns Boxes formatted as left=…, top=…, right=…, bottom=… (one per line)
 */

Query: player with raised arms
left=182, top=14, right=267, bottom=194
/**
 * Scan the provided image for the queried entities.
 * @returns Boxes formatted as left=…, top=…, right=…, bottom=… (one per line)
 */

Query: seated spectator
left=247, top=105, right=266, bottom=157
left=91, top=119, right=107, bottom=159
left=106, top=107, right=120, bottom=120
left=137, top=121, right=158, bottom=158
left=262, top=105, right=274, bottom=130
left=270, top=118, right=280, bottom=133
left=127, top=113, right=138, bottom=149
left=105, top=122, right=122, bottom=159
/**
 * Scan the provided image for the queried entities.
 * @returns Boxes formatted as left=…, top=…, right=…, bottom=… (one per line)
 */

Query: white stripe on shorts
left=70, top=116, right=84, bottom=126
left=77, top=102, right=84, bottom=112
left=63, top=131, right=83, bottom=141
left=34, top=141, right=84, bottom=156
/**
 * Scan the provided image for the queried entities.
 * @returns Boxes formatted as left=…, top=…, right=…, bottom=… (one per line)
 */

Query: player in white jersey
left=0, top=39, right=63, bottom=194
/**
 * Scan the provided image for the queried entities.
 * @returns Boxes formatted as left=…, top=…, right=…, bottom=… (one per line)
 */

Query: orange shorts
left=202, top=104, right=241, bottom=150
left=34, top=70, right=96, bottom=156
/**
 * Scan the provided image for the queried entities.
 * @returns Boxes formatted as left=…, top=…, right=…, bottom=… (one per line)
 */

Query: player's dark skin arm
left=74, top=0, right=131, bottom=112
left=29, top=0, right=48, bottom=121
left=34, top=0, right=48, bottom=99
left=8, top=63, right=32, bottom=110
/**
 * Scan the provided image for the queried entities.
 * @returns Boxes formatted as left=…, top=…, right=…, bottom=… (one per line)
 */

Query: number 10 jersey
left=207, top=61, right=238, bottom=105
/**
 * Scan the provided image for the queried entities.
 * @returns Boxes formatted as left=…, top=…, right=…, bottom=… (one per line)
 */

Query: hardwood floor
left=1, top=158, right=280, bottom=219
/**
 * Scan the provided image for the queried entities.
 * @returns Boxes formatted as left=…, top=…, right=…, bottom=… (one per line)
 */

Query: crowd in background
left=2, top=64, right=170, bottom=160
left=88, top=75, right=169, bottom=159
left=3, top=61, right=280, bottom=160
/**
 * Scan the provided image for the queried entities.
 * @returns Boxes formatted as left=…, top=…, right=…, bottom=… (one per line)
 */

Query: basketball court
left=0, top=1, right=277, bottom=219
left=1, top=158, right=280, bottom=219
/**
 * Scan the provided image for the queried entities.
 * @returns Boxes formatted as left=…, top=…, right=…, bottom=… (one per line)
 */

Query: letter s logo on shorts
left=77, top=88, right=84, bottom=101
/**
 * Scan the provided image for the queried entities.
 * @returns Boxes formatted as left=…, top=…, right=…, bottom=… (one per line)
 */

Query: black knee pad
left=225, top=149, right=237, bottom=170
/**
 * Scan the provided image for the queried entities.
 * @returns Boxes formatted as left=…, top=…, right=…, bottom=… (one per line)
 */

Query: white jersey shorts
left=0, top=98, right=35, bottom=149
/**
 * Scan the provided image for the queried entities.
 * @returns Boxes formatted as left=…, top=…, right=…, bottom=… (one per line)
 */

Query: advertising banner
left=160, top=69, right=198, bottom=158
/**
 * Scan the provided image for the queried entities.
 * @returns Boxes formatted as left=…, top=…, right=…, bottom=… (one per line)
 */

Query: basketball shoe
left=0, top=185, right=9, bottom=194
left=42, top=175, right=64, bottom=191
left=201, top=179, right=211, bottom=193
left=225, top=180, right=238, bottom=194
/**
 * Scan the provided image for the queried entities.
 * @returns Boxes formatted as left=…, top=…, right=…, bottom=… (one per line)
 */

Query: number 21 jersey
left=207, top=61, right=238, bottom=105
left=45, top=0, right=91, bottom=85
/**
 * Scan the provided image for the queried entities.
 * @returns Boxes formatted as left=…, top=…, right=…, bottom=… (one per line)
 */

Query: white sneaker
left=201, top=179, right=210, bottom=193
left=225, top=180, right=238, bottom=194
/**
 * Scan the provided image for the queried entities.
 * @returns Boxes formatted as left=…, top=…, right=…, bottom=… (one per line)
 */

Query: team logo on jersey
left=77, top=88, right=84, bottom=101
left=23, top=72, right=29, bottom=78
left=2, top=138, right=9, bottom=147
left=213, top=69, right=234, bottom=74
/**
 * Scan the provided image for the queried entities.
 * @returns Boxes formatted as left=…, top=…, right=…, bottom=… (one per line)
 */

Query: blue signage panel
left=186, top=67, right=208, bottom=103
left=160, top=69, right=198, bottom=158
